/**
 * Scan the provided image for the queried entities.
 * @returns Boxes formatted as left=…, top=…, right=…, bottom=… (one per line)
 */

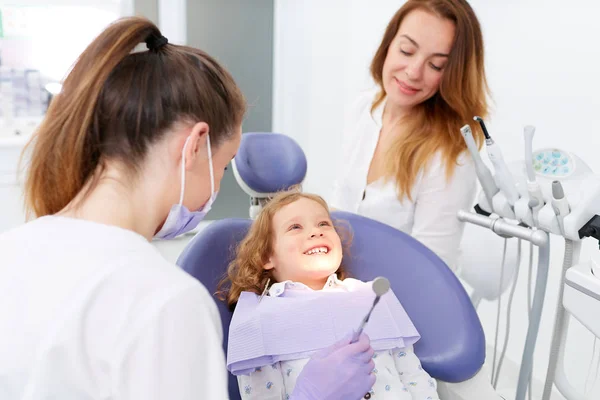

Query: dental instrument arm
left=474, top=117, right=520, bottom=207
left=552, top=181, right=570, bottom=235
left=461, top=124, right=499, bottom=209
left=457, top=210, right=548, bottom=247
left=524, top=126, right=537, bottom=183
left=540, top=185, right=582, bottom=400
left=524, top=126, right=545, bottom=223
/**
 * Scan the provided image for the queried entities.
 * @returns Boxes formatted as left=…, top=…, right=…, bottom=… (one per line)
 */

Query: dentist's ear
left=184, top=122, right=210, bottom=171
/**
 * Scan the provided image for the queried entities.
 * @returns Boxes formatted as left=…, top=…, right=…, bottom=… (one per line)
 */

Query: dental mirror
left=351, top=277, right=390, bottom=343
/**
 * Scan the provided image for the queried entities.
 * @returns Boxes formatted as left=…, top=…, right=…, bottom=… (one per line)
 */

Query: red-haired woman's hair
left=370, top=0, right=489, bottom=200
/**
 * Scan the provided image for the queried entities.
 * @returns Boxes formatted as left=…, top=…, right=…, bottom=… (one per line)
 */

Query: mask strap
left=207, top=133, right=215, bottom=195
left=178, top=137, right=191, bottom=205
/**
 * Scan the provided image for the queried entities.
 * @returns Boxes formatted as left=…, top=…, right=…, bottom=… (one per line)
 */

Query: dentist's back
left=0, top=215, right=227, bottom=399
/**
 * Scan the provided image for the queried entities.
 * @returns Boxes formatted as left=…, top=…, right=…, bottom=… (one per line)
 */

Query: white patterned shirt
left=236, top=275, right=440, bottom=399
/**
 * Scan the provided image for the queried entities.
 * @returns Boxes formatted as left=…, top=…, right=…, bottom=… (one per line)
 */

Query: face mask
left=154, top=133, right=218, bottom=240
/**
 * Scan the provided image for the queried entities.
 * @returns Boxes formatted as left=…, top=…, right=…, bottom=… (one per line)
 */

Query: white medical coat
left=0, top=216, right=228, bottom=399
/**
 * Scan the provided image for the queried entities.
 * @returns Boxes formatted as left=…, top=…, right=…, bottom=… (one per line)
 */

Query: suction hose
left=541, top=239, right=574, bottom=400
left=515, top=240, right=551, bottom=400
left=456, top=210, right=549, bottom=400
left=493, top=239, right=523, bottom=388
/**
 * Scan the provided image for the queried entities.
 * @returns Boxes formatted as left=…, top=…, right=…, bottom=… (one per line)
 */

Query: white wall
left=0, top=1, right=121, bottom=81
left=273, top=0, right=600, bottom=398
left=157, top=0, right=186, bottom=45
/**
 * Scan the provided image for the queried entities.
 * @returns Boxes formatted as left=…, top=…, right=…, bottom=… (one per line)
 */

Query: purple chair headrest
left=177, top=213, right=485, bottom=399
left=232, top=132, right=307, bottom=197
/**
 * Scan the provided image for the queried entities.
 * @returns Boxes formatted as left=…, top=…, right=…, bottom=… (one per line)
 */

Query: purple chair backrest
left=177, top=212, right=485, bottom=400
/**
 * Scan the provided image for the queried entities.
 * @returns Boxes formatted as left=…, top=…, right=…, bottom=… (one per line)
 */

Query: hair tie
left=145, top=34, right=168, bottom=51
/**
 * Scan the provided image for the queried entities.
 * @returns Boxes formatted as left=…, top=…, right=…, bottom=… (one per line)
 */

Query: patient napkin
left=226, top=286, right=420, bottom=375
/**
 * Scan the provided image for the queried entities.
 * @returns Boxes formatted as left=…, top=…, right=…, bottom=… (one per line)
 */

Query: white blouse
left=328, top=88, right=477, bottom=271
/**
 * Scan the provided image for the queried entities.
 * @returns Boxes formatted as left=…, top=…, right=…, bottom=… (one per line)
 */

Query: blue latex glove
left=290, top=332, right=376, bottom=400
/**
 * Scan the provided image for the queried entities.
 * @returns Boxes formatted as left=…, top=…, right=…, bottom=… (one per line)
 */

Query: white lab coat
left=328, top=88, right=478, bottom=271
left=0, top=216, right=228, bottom=399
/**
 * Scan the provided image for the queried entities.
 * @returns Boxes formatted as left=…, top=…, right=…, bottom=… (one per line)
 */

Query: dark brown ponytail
left=22, top=16, right=246, bottom=218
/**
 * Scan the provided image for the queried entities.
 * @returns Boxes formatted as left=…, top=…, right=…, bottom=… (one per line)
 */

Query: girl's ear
left=263, top=258, right=274, bottom=270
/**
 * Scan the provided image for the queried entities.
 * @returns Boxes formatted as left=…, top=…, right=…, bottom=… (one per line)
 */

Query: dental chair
left=231, top=132, right=307, bottom=219
left=177, top=132, right=500, bottom=400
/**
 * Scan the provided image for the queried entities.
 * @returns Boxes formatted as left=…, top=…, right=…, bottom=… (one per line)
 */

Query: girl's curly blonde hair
left=216, top=188, right=352, bottom=310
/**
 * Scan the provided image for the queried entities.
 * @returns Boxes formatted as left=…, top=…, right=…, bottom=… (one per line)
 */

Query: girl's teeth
left=306, top=247, right=328, bottom=255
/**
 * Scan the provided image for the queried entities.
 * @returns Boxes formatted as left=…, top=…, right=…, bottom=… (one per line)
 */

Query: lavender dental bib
left=226, top=286, right=420, bottom=376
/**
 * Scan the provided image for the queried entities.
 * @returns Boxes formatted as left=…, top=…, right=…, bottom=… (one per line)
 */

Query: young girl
left=219, top=190, right=440, bottom=400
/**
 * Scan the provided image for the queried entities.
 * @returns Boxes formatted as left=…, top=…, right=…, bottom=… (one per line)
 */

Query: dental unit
left=459, top=117, right=600, bottom=400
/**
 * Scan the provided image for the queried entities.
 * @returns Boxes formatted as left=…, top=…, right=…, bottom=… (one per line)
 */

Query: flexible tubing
left=541, top=239, right=573, bottom=399
left=528, top=242, right=534, bottom=400
left=515, top=240, right=550, bottom=400
left=492, top=238, right=508, bottom=384
left=494, top=239, right=522, bottom=388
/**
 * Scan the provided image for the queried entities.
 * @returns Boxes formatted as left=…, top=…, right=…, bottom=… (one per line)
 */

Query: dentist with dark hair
left=0, top=17, right=375, bottom=400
